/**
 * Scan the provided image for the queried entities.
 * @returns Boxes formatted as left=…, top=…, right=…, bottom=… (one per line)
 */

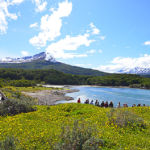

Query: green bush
left=54, top=120, right=104, bottom=150
left=108, top=109, right=146, bottom=129
left=0, top=99, right=36, bottom=116
left=0, top=136, right=16, bottom=150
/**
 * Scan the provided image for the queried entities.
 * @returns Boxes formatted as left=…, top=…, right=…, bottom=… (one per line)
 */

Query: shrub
left=0, top=136, right=16, bottom=150
left=54, top=120, right=104, bottom=150
left=108, top=109, right=146, bottom=129
left=0, top=99, right=36, bottom=116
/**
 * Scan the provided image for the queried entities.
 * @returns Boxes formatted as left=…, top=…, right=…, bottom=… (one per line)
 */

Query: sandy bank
left=22, top=89, right=79, bottom=105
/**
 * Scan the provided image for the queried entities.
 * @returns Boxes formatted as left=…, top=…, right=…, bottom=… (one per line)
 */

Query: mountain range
left=0, top=52, right=56, bottom=63
left=118, top=67, right=150, bottom=75
left=0, top=52, right=150, bottom=76
left=0, top=52, right=107, bottom=76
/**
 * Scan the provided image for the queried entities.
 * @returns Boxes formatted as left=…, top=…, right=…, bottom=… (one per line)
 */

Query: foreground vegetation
left=0, top=68, right=150, bottom=88
left=0, top=103, right=150, bottom=149
left=0, top=87, right=37, bottom=116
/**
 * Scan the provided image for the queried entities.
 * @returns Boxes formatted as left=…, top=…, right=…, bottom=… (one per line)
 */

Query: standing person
left=90, top=100, right=94, bottom=105
left=84, top=99, right=89, bottom=104
left=95, top=100, right=99, bottom=106
left=104, top=101, right=108, bottom=108
left=87, top=99, right=89, bottom=104
left=117, top=102, right=121, bottom=108
left=101, top=101, right=105, bottom=107
left=109, top=101, right=113, bottom=108
left=77, top=98, right=81, bottom=103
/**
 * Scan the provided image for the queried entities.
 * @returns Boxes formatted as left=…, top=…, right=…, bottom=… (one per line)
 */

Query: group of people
left=77, top=98, right=147, bottom=108
left=77, top=98, right=114, bottom=108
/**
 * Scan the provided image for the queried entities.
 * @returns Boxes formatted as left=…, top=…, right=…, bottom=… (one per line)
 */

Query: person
left=101, top=101, right=105, bottom=107
left=137, top=104, right=141, bottom=107
left=84, top=99, right=89, bottom=104
left=90, top=100, right=94, bottom=105
left=123, top=104, right=128, bottom=107
left=132, top=104, right=136, bottom=107
left=77, top=98, right=81, bottom=103
left=109, top=101, right=113, bottom=108
left=104, top=101, right=108, bottom=108
left=95, top=100, right=99, bottom=106
left=87, top=99, right=90, bottom=104
left=117, top=102, right=121, bottom=108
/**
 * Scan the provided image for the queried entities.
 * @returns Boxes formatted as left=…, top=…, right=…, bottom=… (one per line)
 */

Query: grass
left=1, top=86, right=64, bottom=93
left=0, top=103, right=150, bottom=149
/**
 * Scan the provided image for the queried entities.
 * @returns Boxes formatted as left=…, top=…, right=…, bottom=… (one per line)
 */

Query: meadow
left=0, top=103, right=150, bottom=150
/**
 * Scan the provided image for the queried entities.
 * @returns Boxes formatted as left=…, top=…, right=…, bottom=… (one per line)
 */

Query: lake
left=56, top=86, right=150, bottom=107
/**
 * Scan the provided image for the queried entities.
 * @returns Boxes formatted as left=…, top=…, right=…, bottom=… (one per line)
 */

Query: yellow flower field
left=0, top=103, right=150, bottom=149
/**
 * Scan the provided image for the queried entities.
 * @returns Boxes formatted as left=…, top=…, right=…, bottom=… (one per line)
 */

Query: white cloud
left=87, top=49, right=96, bottom=54
left=96, top=54, right=150, bottom=73
left=144, top=41, right=150, bottom=46
left=21, top=51, right=29, bottom=56
left=32, top=0, right=47, bottom=12
left=9, top=0, right=24, bottom=5
left=29, top=0, right=72, bottom=48
left=0, top=0, right=23, bottom=34
left=30, top=22, right=38, bottom=28
left=46, top=33, right=94, bottom=59
left=90, top=22, right=100, bottom=35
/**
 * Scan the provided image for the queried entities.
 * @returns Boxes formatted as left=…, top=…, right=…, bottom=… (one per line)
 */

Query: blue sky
left=1, top=0, right=150, bottom=72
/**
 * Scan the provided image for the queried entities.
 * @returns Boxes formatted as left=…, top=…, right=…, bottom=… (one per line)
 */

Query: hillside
left=0, top=52, right=107, bottom=76
left=0, top=103, right=150, bottom=149
left=0, top=68, right=150, bottom=88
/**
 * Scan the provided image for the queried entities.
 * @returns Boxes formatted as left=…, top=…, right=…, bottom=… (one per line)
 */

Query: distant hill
left=0, top=52, right=107, bottom=76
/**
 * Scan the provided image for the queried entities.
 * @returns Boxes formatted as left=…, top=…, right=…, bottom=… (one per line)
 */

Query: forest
left=0, top=68, right=150, bottom=88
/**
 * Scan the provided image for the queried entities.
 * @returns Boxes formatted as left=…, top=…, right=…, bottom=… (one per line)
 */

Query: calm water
left=56, top=86, right=150, bottom=107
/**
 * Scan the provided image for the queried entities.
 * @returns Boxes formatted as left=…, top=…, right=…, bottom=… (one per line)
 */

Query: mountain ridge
left=118, top=67, right=150, bottom=75
left=0, top=52, right=56, bottom=63
left=0, top=52, right=107, bottom=76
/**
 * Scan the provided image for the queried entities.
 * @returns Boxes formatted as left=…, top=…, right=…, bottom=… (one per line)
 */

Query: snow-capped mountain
left=128, top=67, right=150, bottom=75
left=0, top=52, right=56, bottom=63
left=119, top=67, right=150, bottom=75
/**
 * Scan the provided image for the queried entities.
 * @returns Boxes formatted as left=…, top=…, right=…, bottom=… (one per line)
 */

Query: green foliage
left=108, top=109, right=146, bottom=129
left=54, top=120, right=104, bottom=150
left=0, top=68, right=88, bottom=85
left=0, top=60, right=107, bottom=76
left=9, top=80, right=36, bottom=87
left=0, top=88, right=36, bottom=116
left=0, top=99, right=36, bottom=116
left=0, top=136, right=16, bottom=150
left=87, top=74, right=142, bottom=86
left=0, top=68, right=150, bottom=88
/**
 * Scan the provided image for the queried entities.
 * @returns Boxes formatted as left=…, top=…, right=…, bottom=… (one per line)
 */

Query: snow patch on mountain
left=118, top=67, right=150, bottom=75
left=0, top=52, right=56, bottom=63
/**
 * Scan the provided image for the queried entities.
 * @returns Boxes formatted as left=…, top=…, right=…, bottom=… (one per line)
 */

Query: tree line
left=0, top=68, right=150, bottom=88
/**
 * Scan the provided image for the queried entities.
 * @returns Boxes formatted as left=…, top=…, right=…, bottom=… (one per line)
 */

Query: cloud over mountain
left=97, top=54, right=150, bottom=73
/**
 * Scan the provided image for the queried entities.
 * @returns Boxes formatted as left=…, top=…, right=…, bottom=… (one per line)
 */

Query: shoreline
left=65, top=85, right=150, bottom=90
left=22, top=84, right=150, bottom=105
left=22, top=88, right=79, bottom=105
left=41, top=84, right=150, bottom=90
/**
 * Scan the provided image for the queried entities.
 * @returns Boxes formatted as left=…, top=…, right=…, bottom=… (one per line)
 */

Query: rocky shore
left=22, top=88, right=79, bottom=105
